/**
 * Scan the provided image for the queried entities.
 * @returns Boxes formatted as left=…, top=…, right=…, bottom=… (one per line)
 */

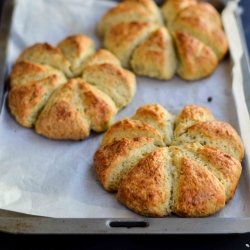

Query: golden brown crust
left=36, top=99, right=90, bottom=140
left=170, top=142, right=242, bottom=203
left=172, top=31, right=218, bottom=81
left=17, top=43, right=72, bottom=77
left=189, top=121, right=244, bottom=161
left=125, top=0, right=164, bottom=25
left=177, top=2, right=222, bottom=29
left=78, top=79, right=117, bottom=132
left=98, top=0, right=227, bottom=80
left=117, top=148, right=172, bottom=217
left=174, top=104, right=215, bottom=137
left=131, top=103, right=175, bottom=145
left=57, top=34, right=95, bottom=77
left=161, top=0, right=197, bottom=26
left=9, top=34, right=137, bottom=140
left=196, top=145, right=242, bottom=202
left=175, top=104, right=214, bottom=124
left=172, top=121, right=244, bottom=162
left=102, top=118, right=164, bottom=147
left=10, top=61, right=67, bottom=88
left=35, top=79, right=90, bottom=140
left=8, top=75, right=65, bottom=128
left=171, top=15, right=228, bottom=61
left=131, top=27, right=177, bottom=80
left=95, top=104, right=244, bottom=218
left=94, top=137, right=157, bottom=192
left=83, top=49, right=121, bottom=68
left=104, top=21, right=159, bottom=68
left=82, top=63, right=136, bottom=109
left=172, top=157, right=225, bottom=217
left=35, top=78, right=117, bottom=139
left=98, top=1, right=158, bottom=37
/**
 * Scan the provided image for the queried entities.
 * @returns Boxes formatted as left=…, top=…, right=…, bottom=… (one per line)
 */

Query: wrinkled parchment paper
left=0, top=0, right=250, bottom=218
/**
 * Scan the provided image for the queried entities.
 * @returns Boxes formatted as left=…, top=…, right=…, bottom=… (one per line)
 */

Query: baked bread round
left=98, top=0, right=228, bottom=81
left=8, top=34, right=136, bottom=140
left=94, top=104, right=244, bottom=217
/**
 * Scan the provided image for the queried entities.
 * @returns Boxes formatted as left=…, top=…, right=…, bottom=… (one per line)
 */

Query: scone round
left=98, top=0, right=228, bottom=81
left=8, top=34, right=137, bottom=140
left=94, top=104, right=244, bottom=218
left=104, top=21, right=159, bottom=68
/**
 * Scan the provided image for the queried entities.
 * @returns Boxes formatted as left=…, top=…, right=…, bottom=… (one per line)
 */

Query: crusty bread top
left=125, top=0, right=164, bottom=25
left=104, top=21, right=159, bottom=68
left=98, top=0, right=159, bottom=37
left=94, top=137, right=157, bottom=192
left=174, top=104, right=215, bottom=137
left=172, top=106, right=244, bottom=162
left=172, top=121, right=245, bottom=162
left=8, top=75, right=66, bottom=128
left=82, top=63, right=136, bottom=110
left=130, top=27, right=177, bottom=80
left=102, top=118, right=165, bottom=147
left=172, top=31, right=218, bottom=81
left=161, top=0, right=197, bottom=27
left=177, top=2, right=222, bottom=29
left=83, top=49, right=121, bottom=68
left=117, top=147, right=172, bottom=217
left=98, top=0, right=228, bottom=81
left=35, top=78, right=117, bottom=139
left=57, top=34, right=95, bottom=77
left=131, top=103, right=175, bottom=145
left=35, top=82, right=91, bottom=140
left=17, top=43, right=72, bottom=78
left=10, top=61, right=67, bottom=88
left=171, top=13, right=228, bottom=61
left=170, top=143, right=242, bottom=203
left=188, top=144, right=242, bottom=202
left=171, top=156, right=225, bottom=217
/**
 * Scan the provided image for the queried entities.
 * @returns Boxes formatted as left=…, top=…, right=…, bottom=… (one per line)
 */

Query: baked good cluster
left=7, top=0, right=244, bottom=219
left=8, top=34, right=136, bottom=140
left=98, top=0, right=228, bottom=81
left=94, top=104, right=244, bottom=217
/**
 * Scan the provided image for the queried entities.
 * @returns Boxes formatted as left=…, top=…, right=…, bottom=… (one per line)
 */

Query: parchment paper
left=0, top=0, right=249, bottom=218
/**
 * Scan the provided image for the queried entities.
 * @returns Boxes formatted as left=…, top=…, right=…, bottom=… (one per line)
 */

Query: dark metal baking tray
left=0, top=0, right=250, bottom=234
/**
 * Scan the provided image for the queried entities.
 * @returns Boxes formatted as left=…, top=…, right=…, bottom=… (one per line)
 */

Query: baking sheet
left=0, top=0, right=250, bottom=221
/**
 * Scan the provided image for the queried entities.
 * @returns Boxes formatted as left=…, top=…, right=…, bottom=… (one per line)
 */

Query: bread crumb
left=207, top=97, right=212, bottom=102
